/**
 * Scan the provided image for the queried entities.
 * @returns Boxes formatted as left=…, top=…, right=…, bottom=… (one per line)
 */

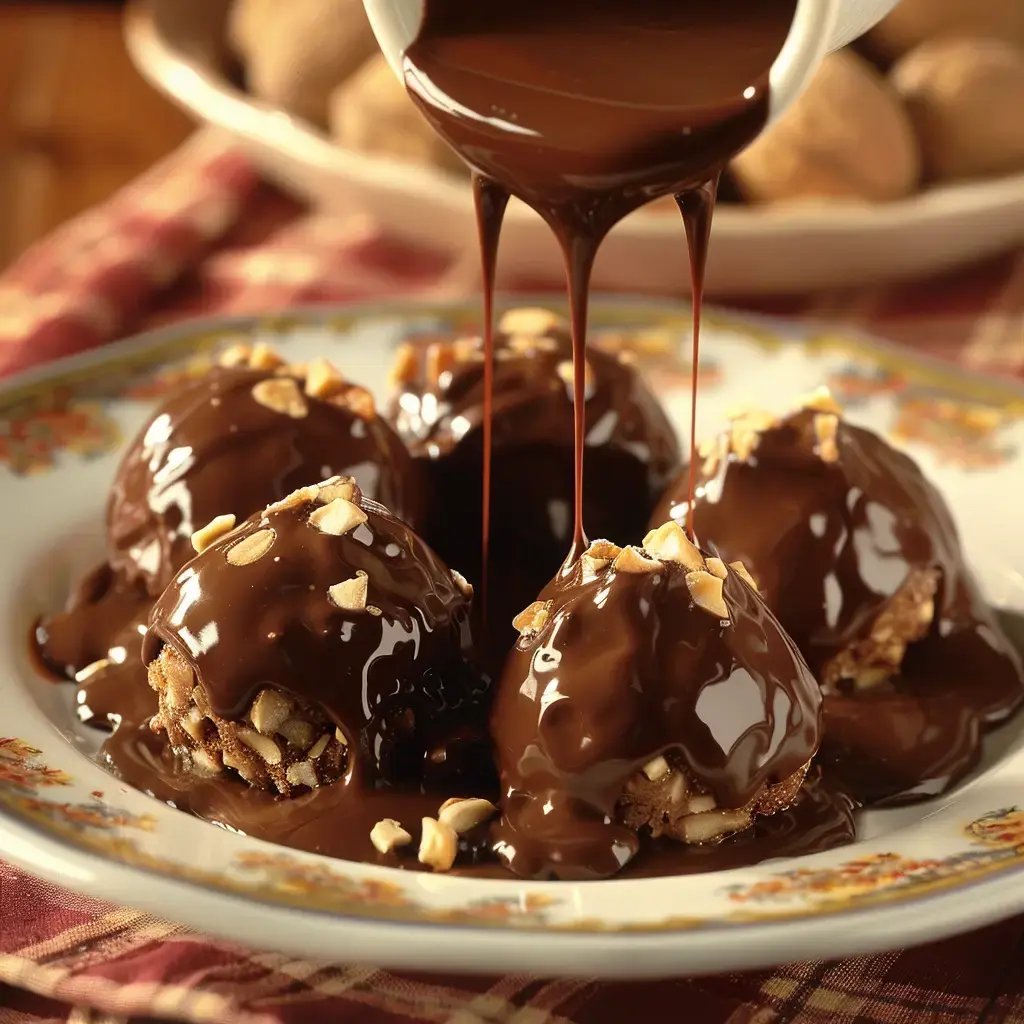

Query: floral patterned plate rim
left=1, top=296, right=1024, bottom=978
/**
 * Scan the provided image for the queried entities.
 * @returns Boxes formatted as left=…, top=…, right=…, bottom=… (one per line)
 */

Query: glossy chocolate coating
left=144, top=485, right=489, bottom=792
left=108, top=365, right=420, bottom=598
left=653, top=407, right=1024, bottom=802
left=490, top=551, right=821, bottom=880
left=388, top=323, right=681, bottom=662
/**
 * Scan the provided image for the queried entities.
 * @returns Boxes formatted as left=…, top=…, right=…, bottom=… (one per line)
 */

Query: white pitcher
left=362, top=0, right=903, bottom=128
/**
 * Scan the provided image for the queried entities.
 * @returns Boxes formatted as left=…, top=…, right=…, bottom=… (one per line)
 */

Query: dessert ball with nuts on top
left=108, top=343, right=420, bottom=600
left=387, top=306, right=681, bottom=658
left=144, top=477, right=486, bottom=797
left=490, top=524, right=821, bottom=880
left=652, top=390, right=1024, bottom=801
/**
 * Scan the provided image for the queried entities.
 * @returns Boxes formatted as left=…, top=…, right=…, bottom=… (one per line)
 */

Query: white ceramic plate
left=3, top=297, right=1024, bottom=978
left=124, top=0, right=1024, bottom=297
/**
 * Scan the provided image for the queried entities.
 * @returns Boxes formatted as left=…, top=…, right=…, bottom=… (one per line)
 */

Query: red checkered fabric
left=0, top=129, right=1022, bottom=1022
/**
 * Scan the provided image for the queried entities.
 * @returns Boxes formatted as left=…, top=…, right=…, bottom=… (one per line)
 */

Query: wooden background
left=0, top=3, right=193, bottom=268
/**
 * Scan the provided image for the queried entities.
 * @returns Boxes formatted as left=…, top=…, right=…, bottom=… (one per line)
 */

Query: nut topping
left=799, top=385, right=842, bottom=416
left=450, top=569, right=474, bottom=597
left=686, top=570, right=730, bottom=621
left=278, top=717, right=316, bottom=750
left=267, top=485, right=319, bottom=514
left=497, top=306, right=566, bottom=336
left=584, top=539, right=622, bottom=568
left=316, top=476, right=359, bottom=504
left=250, top=689, right=294, bottom=735
left=328, top=570, right=369, bottom=612
left=438, top=797, right=497, bottom=834
left=334, top=727, right=348, bottom=747
left=706, top=557, right=729, bottom=579
left=191, top=513, right=237, bottom=554
left=309, top=498, right=368, bottom=536
left=249, top=342, right=284, bottom=371
left=555, top=359, right=594, bottom=392
left=237, top=727, right=283, bottom=766
left=339, top=386, right=376, bottom=421
left=226, top=528, right=276, bottom=566
left=418, top=817, right=458, bottom=872
left=729, top=561, right=759, bottom=591
left=612, top=545, right=662, bottom=574
left=304, top=356, right=345, bottom=399
left=285, top=761, right=318, bottom=789
left=388, top=342, right=418, bottom=388
left=307, top=734, right=331, bottom=759
left=371, top=818, right=412, bottom=855
left=251, top=378, right=308, bottom=419
left=512, top=600, right=551, bottom=636
left=813, top=413, right=840, bottom=463
left=642, top=755, right=670, bottom=782
left=642, top=521, right=704, bottom=571
left=218, top=343, right=252, bottom=368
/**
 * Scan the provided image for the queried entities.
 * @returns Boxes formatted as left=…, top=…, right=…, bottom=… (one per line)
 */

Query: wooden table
left=0, top=2, right=193, bottom=267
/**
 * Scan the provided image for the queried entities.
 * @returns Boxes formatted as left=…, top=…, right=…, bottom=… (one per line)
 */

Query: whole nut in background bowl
left=329, top=55, right=467, bottom=175
left=228, top=0, right=377, bottom=127
left=865, top=0, right=1024, bottom=61
left=731, top=49, right=921, bottom=203
left=891, top=37, right=1024, bottom=182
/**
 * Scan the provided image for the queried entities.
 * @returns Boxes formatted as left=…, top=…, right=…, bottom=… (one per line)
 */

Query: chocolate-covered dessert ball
left=109, top=344, right=420, bottom=599
left=387, top=306, right=681, bottom=655
left=490, top=523, right=821, bottom=880
left=144, top=477, right=486, bottom=796
left=653, top=389, right=1024, bottom=801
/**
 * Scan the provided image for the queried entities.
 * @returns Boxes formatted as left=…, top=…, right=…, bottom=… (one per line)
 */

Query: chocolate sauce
left=653, top=409, right=1024, bottom=803
left=490, top=551, right=823, bottom=880
left=108, top=364, right=421, bottom=598
left=388, top=320, right=680, bottom=669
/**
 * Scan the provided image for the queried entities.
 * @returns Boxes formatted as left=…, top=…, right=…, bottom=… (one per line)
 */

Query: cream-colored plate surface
left=2, top=298, right=1024, bottom=977
left=125, top=0, right=1024, bottom=297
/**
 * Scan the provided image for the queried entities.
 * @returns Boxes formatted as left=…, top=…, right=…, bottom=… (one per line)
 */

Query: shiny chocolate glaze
left=388, top=324, right=681, bottom=665
left=108, top=365, right=420, bottom=598
left=653, top=408, right=1024, bottom=803
left=490, top=551, right=822, bottom=880
left=145, top=486, right=490, bottom=793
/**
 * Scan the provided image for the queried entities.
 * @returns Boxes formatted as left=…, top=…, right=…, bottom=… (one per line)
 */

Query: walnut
left=731, top=50, right=920, bottom=203
left=891, top=38, right=1024, bottom=182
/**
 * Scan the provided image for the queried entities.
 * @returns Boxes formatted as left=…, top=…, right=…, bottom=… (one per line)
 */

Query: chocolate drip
left=653, top=409, right=1024, bottom=802
left=108, top=365, right=420, bottom=598
left=490, top=555, right=821, bottom=880
left=145, top=490, right=489, bottom=792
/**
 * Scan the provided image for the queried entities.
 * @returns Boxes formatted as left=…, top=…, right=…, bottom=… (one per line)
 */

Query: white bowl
left=125, top=0, right=1024, bottom=297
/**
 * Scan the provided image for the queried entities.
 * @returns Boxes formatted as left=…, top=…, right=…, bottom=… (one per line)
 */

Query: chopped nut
left=251, top=378, right=308, bottom=419
left=642, top=755, right=670, bottom=782
left=813, top=413, right=840, bottom=463
left=799, top=385, right=842, bottom=416
left=182, top=706, right=206, bottom=742
left=339, top=386, right=375, bottom=421
left=316, top=477, right=359, bottom=504
left=334, top=727, right=348, bottom=747
left=191, top=748, right=222, bottom=775
left=237, top=727, right=283, bottom=765
left=438, top=797, right=497, bottom=834
left=191, top=685, right=211, bottom=716
left=668, top=773, right=688, bottom=805
left=706, top=557, right=729, bottom=579
left=275, top=362, right=305, bottom=378
left=555, top=359, right=594, bottom=392
left=367, top=605, right=383, bottom=617
left=508, top=334, right=541, bottom=355
left=586, top=539, right=622, bottom=565
left=191, top=513, right=236, bottom=554
left=581, top=554, right=610, bottom=576
left=512, top=600, right=551, bottom=636
left=450, top=569, right=473, bottom=597
left=249, top=342, right=284, bottom=371
left=267, top=485, right=319, bottom=513
left=678, top=808, right=751, bottom=844
left=159, top=649, right=194, bottom=709
left=307, top=734, right=331, bottom=759
left=278, top=717, right=316, bottom=749
left=612, top=545, right=662, bottom=574
left=453, top=337, right=482, bottom=362
left=686, top=570, right=730, bottom=620
left=426, top=342, right=455, bottom=382
left=498, top=307, right=565, bottom=336
left=370, top=818, right=412, bottom=855
left=328, top=570, right=369, bottom=612
left=285, top=761, right=318, bottom=789
left=309, top=498, right=368, bottom=536
left=218, top=343, right=252, bottom=367
left=304, top=356, right=345, bottom=399
left=388, top=342, right=418, bottom=388
left=729, top=561, right=759, bottom=591
left=74, top=658, right=112, bottom=684
left=250, top=689, right=294, bottom=735
left=225, top=528, right=276, bottom=566
left=642, top=521, right=704, bottom=571
left=686, top=793, right=717, bottom=814
left=418, top=817, right=458, bottom=872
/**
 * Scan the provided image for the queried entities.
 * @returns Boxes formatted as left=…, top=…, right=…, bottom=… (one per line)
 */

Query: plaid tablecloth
left=1, top=129, right=1023, bottom=1023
